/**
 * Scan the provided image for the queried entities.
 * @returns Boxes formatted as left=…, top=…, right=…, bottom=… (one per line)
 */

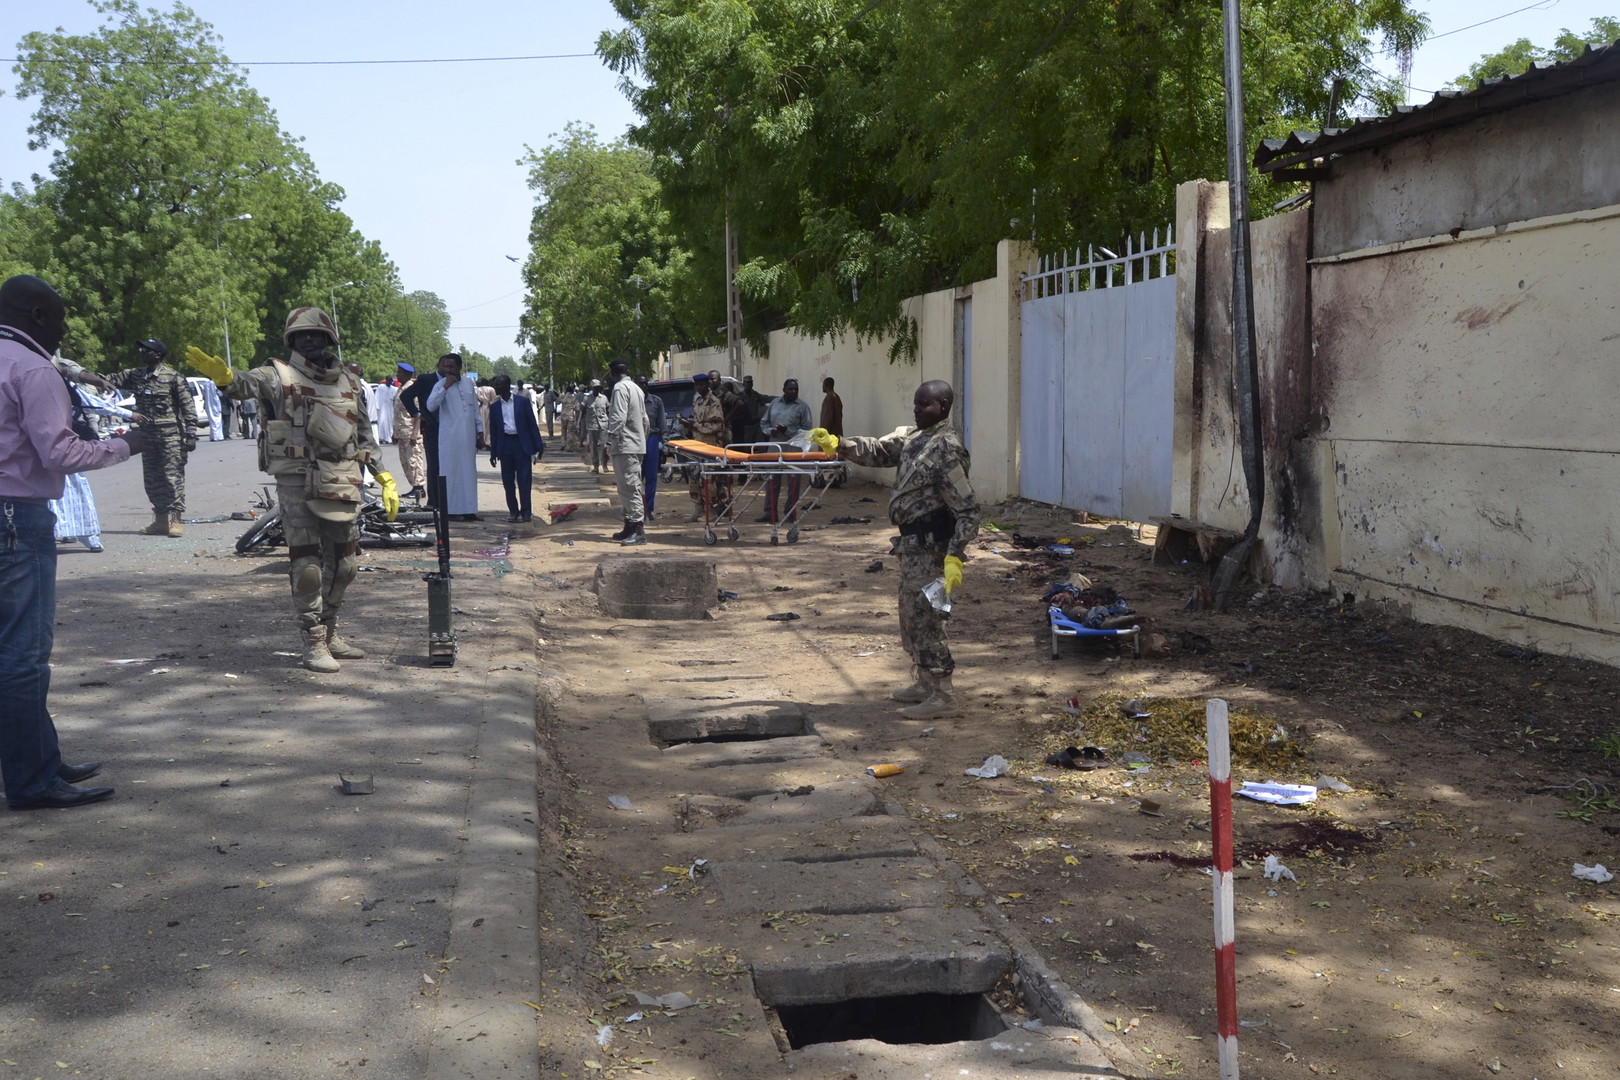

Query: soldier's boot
left=165, top=513, right=184, bottom=538
left=610, top=518, right=632, bottom=541
left=620, top=520, right=646, bottom=547
left=889, top=666, right=930, bottom=703
left=900, top=673, right=956, bottom=719
left=301, top=627, right=341, bottom=674
left=325, top=623, right=367, bottom=661
left=140, top=514, right=168, bottom=535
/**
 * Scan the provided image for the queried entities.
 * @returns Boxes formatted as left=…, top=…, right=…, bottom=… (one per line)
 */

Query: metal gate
left=1019, top=229, right=1176, bottom=520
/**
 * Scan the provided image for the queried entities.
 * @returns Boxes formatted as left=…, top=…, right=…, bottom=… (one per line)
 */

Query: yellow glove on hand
left=807, top=427, right=840, bottom=454
left=375, top=471, right=400, bottom=521
left=184, top=345, right=234, bottom=387
left=943, top=555, right=963, bottom=596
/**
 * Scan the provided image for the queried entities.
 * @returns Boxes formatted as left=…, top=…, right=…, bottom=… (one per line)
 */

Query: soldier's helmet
left=138, top=338, right=168, bottom=357
left=282, top=306, right=340, bottom=347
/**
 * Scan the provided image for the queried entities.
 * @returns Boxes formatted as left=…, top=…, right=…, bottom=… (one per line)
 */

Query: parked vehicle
left=644, top=375, right=742, bottom=443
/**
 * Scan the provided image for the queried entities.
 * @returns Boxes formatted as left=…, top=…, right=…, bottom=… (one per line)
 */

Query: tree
left=3, top=0, right=437, bottom=378
left=1448, top=17, right=1620, bottom=90
left=600, top=0, right=1429, bottom=356
left=516, top=122, right=698, bottom=382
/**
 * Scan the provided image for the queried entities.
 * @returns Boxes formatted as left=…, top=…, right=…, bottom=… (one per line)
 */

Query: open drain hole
left=773, top=992, right=1006, bottom=1049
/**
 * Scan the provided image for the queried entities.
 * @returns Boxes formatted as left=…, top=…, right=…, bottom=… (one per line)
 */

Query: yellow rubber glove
left=807, top=427, right=840, bottom=455
left=375, top=470, right=400, bottom=521
left=943, top=555, right=963, bottom=596
left=184, top=345, right=234, bottom=387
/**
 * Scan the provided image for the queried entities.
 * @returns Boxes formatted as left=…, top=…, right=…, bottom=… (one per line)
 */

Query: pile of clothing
left=1042, top=579, right=1135, bottom=629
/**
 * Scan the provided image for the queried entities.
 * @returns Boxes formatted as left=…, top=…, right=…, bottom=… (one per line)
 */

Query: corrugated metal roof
left=1255, top=40, right=1620, bottom=175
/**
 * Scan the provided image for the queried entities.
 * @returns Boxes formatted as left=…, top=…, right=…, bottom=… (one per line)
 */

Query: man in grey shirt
left=757, top=378, right=814, bottom=523
left=605, top=360, right=649, bottom=545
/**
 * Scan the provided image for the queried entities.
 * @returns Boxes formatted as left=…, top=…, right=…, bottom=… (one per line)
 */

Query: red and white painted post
left=1207, top=697, right=1239, bottom=1079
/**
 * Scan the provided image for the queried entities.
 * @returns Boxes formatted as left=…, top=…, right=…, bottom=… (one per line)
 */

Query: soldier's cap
left=138, top=338, right=168, bottom=357
left=397, top=362, right=414, bottom=373
left=589, top=378, right=601, bottom=387
left=692, top=372, right=710, bottom=382
left=439, top=352, right=461, bottom=362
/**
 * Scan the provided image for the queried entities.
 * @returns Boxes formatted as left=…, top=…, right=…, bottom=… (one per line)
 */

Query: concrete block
left=661, top=734, right=831, bottom=768
left=646, top=699, right=806, bottom=744
left=596, top=555, right=717, bottom=619
left=708, top=850, right=956, bottom=913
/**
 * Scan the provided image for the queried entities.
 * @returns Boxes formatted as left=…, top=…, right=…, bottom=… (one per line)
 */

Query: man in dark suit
left=397, top=361, right=442, bottom=507
left=486, top=374, right=544, bottom=522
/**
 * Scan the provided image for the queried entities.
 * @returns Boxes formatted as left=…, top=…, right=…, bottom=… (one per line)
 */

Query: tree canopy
left=598, top=0, right=1429, bottom=355
left=516, top=121, right=698, bottom=382
left=1448, top=16, right=1620, bottom=90
left=0, top=0, right=444, bottom=379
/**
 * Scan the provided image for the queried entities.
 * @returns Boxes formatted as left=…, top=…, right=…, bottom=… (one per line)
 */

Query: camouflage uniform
left=686, top=388, right=729, bottom=509
left=105, top=362, right=202, bottom=523
left=840, top=421, right=981, bottom=676
left=223, top=347, right=378, bottom=639
left=391, top=377, right=426, bottom=492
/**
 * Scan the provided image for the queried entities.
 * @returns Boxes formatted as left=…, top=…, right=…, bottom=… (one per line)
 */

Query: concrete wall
left=1312, top=80, right=1620, bottom=257
left=1170, top=182, right=1318, bottom=585
left=1174, top=87, right=1620, bottom=664
left=1312, top=205, right=1620, bottom=663
left=666, top=240, right=1032, bottom=504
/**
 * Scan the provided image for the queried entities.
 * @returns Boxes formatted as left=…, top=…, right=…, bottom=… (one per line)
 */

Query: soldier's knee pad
left=290, top=554, right=323, bottom=598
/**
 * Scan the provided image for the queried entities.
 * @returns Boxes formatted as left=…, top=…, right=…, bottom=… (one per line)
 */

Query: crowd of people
left=1, top=268, right=979, bottom=812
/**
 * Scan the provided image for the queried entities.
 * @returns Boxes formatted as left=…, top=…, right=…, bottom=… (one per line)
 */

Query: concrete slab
left=646, top=699, right=808, bottom=744
left=683, top=778, right=882, bottom=831
left=708, top=850, right=958, bottom=913
left=596, top=555, right=717, bottom=619
left=661, top=734, right=831, bottom=768
left=784, top=1027, right=1120, bottom=1079
left=749, top=908, right=1009, bottom=1005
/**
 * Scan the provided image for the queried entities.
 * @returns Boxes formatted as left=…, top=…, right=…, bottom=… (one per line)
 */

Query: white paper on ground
left=1573, top=862, right=1614, bottom=883
left=1237, top=781, right=1318, bottom=806
left=965, top=755, right=1009, bottom=778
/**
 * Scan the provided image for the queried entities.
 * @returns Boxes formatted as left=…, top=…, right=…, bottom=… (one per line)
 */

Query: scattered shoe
left=57, top=761, right=104, bottom=783
left=9, top=780, right=115, bottom=811
left=81, top=536, right=103, bottom=552
left=506, top=514, right=526, bottom=523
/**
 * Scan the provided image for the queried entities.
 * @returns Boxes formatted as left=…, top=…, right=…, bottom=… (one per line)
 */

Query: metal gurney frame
left=1049, top=605, right=1142, bottom=659
left=668, top=439, right=847, bottom=546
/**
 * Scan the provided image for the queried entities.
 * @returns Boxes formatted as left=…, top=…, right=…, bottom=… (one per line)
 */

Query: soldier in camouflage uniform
left=816, top=379, right=980, bottom=718
left=105, top=339, right=205, bottom=537
left=185, top=309, right=401, bottom=674
left=679, top=372, right=730, bottom=521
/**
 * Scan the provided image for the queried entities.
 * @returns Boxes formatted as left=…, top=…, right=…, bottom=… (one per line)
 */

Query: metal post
left=215, top=213, right=251, bottom=368
left=1211, top=0, right=1266, bottom=611
left=724, top=194, right=743, bottom=379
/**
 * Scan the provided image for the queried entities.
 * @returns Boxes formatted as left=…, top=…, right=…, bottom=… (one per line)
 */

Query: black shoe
left=610, top=518, right=632, bottom=541
left=9, top=780, right=115, bottom=811
left=620, top=521, right=646, bottom=546
left=756, top=513, right=775, bottom=523
left=505, top=514, right=525, bottom=523
left=58, top=761, right=103, bottom=783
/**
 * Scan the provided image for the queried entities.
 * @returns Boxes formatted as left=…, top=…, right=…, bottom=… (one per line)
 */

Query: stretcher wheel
left=787, top=527, right=799, bottom=544
left=704, top=529, right=717, bottom=546
left=769, top=534, right=779, bottom=546
left=727, top=526, right=739, bottom=541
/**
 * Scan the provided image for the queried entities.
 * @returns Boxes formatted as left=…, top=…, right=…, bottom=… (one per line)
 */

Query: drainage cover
left=773, top=992, right=1006, bottom=1049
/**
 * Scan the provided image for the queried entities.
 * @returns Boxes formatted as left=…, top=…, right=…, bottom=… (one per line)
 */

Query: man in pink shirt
left=0, top=275, right=147, bottom=810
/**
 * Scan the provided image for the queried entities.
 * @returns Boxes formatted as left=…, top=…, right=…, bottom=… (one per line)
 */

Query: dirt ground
left=526, top=471, right=1620, bottom=1080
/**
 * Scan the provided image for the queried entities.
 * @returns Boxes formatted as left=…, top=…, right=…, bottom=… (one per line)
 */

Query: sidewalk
left=0, top=459, right=546, bottom=1080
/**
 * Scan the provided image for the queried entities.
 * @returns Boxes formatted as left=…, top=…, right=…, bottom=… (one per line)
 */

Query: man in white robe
left=375, top=379, right=397, bottom=444
left=425, top=353, right=485, bottom=520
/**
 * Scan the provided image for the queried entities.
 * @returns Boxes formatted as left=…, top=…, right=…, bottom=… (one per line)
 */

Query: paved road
left=2, top=440, right=542, bottom=1080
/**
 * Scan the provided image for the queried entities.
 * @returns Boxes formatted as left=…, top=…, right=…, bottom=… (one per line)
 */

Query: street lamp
left=215, top=213, right=252, bottom=368
left=329, top=281, right=359, bottom=363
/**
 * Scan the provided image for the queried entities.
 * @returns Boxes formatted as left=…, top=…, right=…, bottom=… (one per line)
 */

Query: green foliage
left=1449, top=17, right=1620, bottom=90
left=516, top=122, right=698, bottom=383
left=1594, top=732, right=1620, bottom=760
left=1, top=0, right=436, bottom=380
left=600, top=0, right=1428, bottom=356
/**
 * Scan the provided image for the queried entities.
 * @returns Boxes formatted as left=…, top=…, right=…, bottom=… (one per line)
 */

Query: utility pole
left=724, top=190, right=743, bottom=379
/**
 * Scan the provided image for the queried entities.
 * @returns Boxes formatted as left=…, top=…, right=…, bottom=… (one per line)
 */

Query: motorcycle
left=235, top=486, right=437, bottom=555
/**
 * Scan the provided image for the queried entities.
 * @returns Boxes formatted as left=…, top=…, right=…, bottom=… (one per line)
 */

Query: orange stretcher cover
left=668, top=439, right=835, bottom=463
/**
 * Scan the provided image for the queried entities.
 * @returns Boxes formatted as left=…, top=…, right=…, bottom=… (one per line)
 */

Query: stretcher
left=1049, top=605, right=1142, bottom=659
left=667, top=438, right=847, bottom=545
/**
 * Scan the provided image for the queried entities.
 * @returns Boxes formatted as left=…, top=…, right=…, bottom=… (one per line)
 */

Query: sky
left=0, top=1, right=1613, bottom=363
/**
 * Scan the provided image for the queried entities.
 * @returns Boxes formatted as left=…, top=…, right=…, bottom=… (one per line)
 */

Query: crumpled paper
left=965, top=755, right=1009, bottom=779
left=1573, top=862, right=1614, bottom=883
left=1262, top=855, right=1298, bottom=882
